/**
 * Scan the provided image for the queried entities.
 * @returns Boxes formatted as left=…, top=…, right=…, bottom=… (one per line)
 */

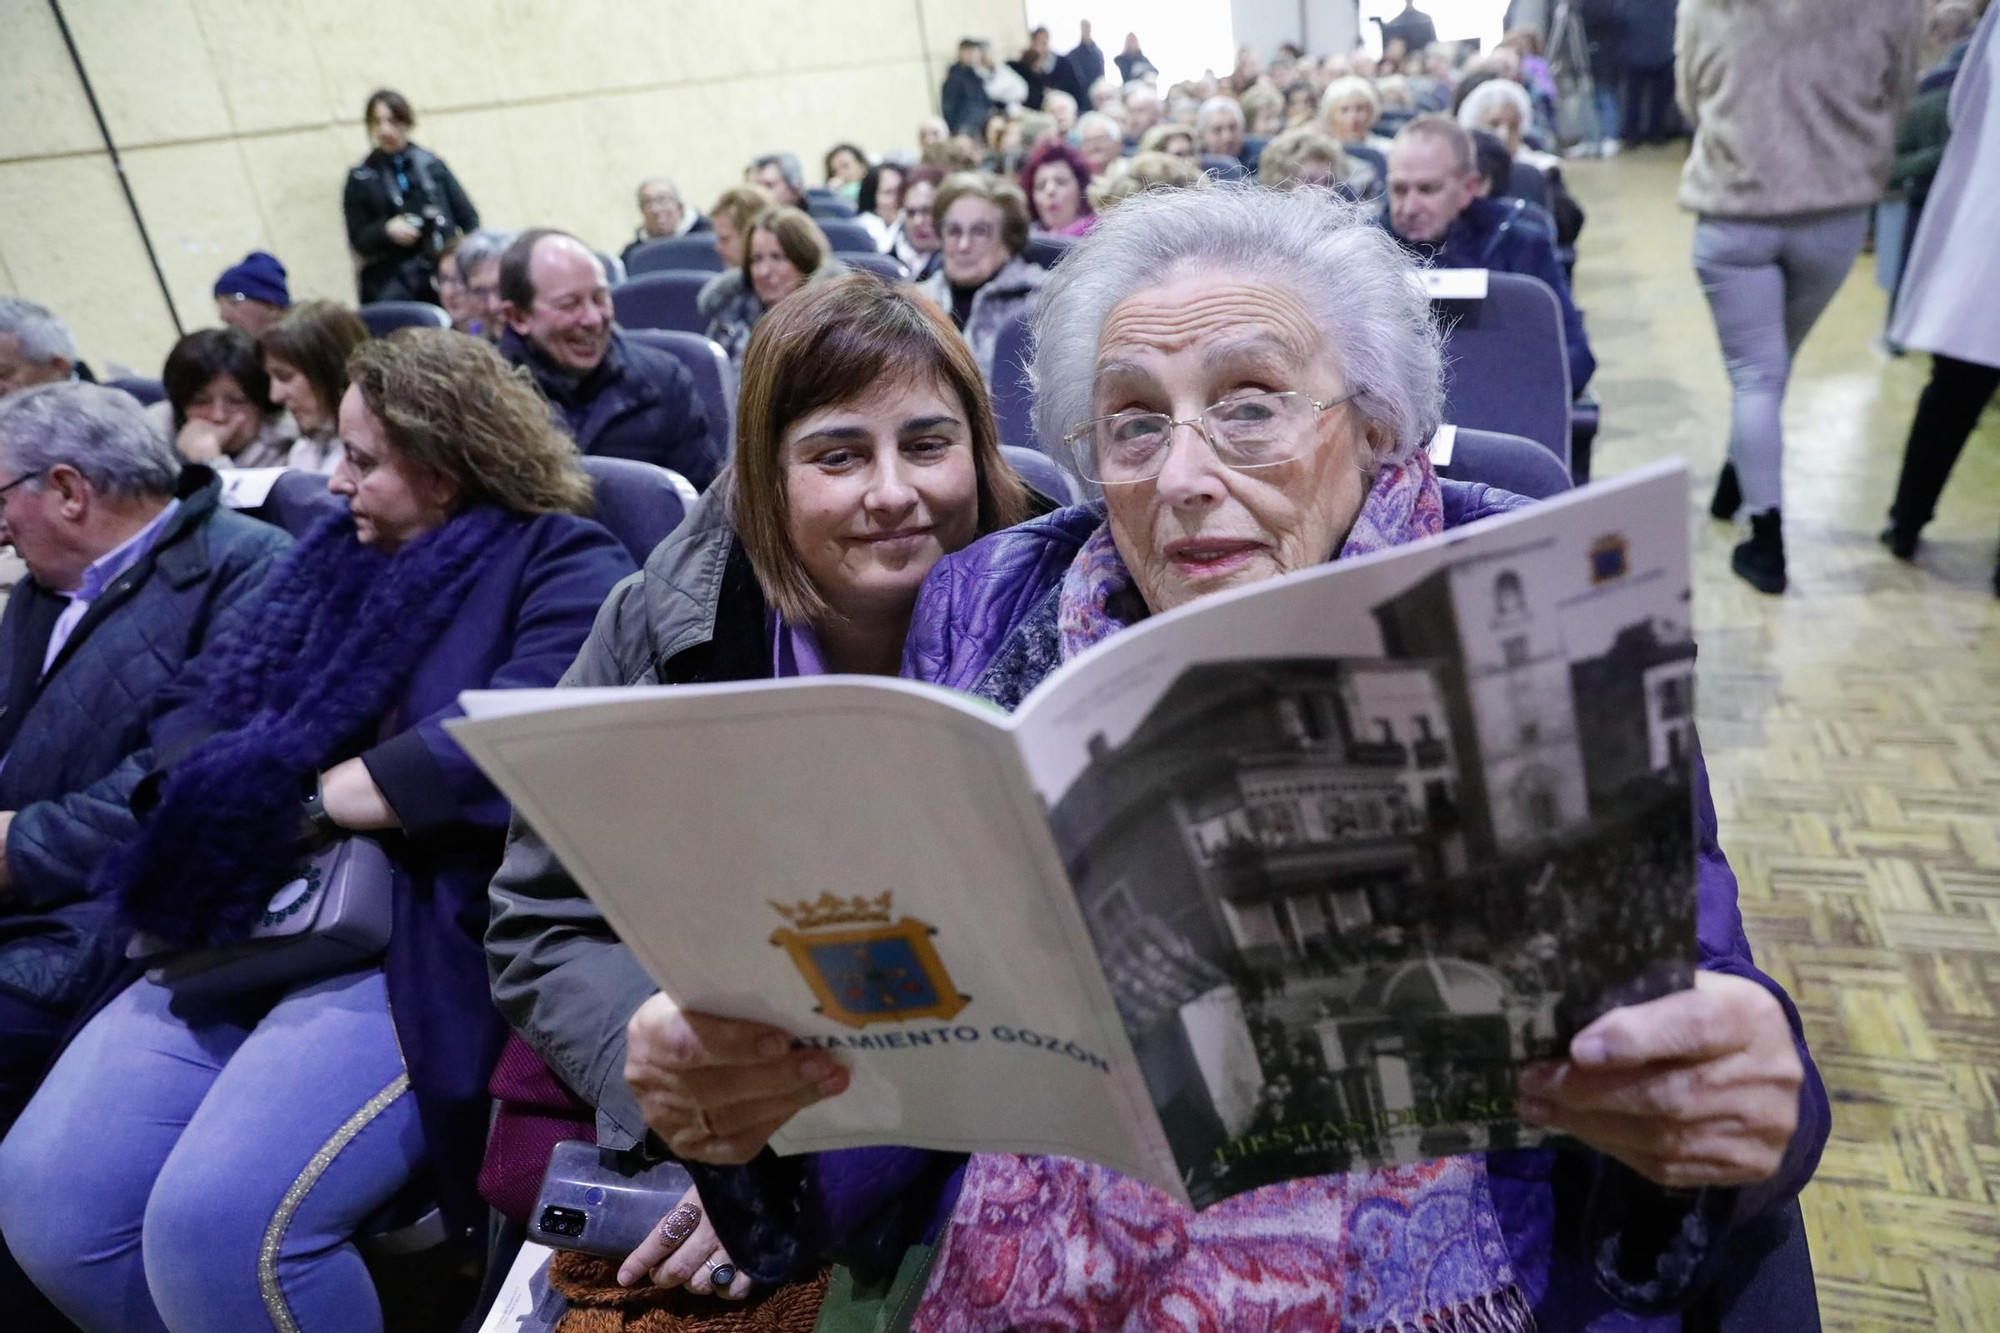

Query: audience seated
left=258, top=299, right=369, bottom=474
left=0, top=329, right=635, bottom=1332
left=702, top=207, right=841, bottom=367
left=1240, top=83, right=1287, bottom=138
left=703, top=182, right=773, bottom=284
left=885, top=166, right=944, bottom=282
left=1321, top=74, right=1393, bottom=157
left=919, top=173, right=1045, bottom=384
left=1020, top=140, right=1096, bottom=238
left=153, top=326, right=300, bottom=468
left=1043, top=87, right=1079, bottom=136
left=0, top=299, right=87, bottom=399
left=1088, top=150, right=1203, bottom=215
left=749, top=152, right=806, bottom=208
left=212, top=251, right=290, bottom=336
left=1197, top=95, right=1253, bottom=171
left=448, top=227, right=517, bottom=339
left=345, top=88, right=480, bottom=304
left=1384, top=115, right=1596, bottom=394
left=1122, top=82, right=1165, bottom=144
left=855, top=162, right=905, bottom=249
left=1138, top=121, right=1199, bottom=161
left=0, top=383, right=289, bottom=1127
left=621, top=177, right=708, bottom=270
left=485, top=273, right=1030, bottom=1300
left=608, top=184, right=1826, bottom=1328
left=497, top=229, right=719, bottom=488
left=1257, top=126, right=1352, bottom=192
left=1075, top=110, right=1126, bottom=172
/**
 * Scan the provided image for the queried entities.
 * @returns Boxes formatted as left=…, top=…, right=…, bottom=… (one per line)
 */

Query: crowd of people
left=0, top=1, right=1988, bottom=1328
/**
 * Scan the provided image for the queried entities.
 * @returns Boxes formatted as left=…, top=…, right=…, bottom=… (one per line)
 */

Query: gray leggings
left=1692, top=208, right=1869, bottom=514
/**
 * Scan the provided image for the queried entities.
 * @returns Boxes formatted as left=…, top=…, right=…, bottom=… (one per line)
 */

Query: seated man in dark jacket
left=0, top=383, right=289, bottom=1123
left=496, top=228, right=718, bottom=490
left=1384, top=115, right=1597, bottom=394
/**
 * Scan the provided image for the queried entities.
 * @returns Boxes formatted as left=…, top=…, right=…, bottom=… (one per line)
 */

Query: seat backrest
left=1001, top=445, right=1081, bottom=507
left=610, top=272, right=712, bottom=336
left=1199, top=155, right=1248, bottom=181
left=806, top=192, right=859, bottom=220
left=1345, top=143, right=1389, bottom=181
left=578, top=455, right=696, bottom=563
left=106, top=376, right=165, bottom=406
left=359, top=301, right=451, bottom=336
left=988, top=313, right=1037, bottom=453
left=619, top=329, right=735, bottom=463
left=836, top=251, right=908, bottom=281
left=1436, top=426, right=1573, bottom=500
left=1436, top=271, right=1572, bottom=467
left=235, top=469, right=347, bottom=536
left=814, top=219, right=877, bottom=254
left=1022, top=234, right=1073, bottom=270
left=596, top=249, right=627, bottom=286
left=626, top=235, right=726, bottom=276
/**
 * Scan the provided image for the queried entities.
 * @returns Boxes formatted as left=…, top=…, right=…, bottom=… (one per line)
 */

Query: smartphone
left=531, top=1140, right=695, bottom=1260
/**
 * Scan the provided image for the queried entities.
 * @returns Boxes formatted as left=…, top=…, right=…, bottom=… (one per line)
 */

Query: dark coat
left=942, top=62, right=993, bottom=138
left=0, top=470, right=288, bottom=1015
left=499, top=328, right=719, bottom=491
left=1381, top=4, right=1440, bottom=52
left=344, top=144, right=481, bottom=304
left=1618, top=0, right=1678, bottom=70
left=1114, top=50, right=1157, bottom=83
left=1387, top=194, right=1598, bottom=394
left=1065, top=39, right=1105, bottom=92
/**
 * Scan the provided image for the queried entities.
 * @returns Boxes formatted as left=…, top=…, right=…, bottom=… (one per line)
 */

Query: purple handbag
left=125, top=837, right=395, bottom=998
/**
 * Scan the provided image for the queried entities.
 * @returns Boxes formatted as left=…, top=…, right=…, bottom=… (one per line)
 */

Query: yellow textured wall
left=0, top=0, right=1027, bottom=376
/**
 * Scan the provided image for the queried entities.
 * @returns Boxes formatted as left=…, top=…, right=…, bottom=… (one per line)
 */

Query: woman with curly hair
left=0, top=328, right=636, bottom=1333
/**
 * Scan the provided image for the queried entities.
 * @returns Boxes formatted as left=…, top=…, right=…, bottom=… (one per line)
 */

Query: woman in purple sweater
left=629, top=186, right=1830, bottom=1331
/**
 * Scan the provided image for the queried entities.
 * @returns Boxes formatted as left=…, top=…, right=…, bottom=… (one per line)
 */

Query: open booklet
left=450, top=459, right=1700, bottom=1209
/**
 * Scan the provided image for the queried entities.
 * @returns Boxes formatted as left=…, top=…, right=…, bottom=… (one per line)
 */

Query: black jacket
left=500, top=328, right=720, bottom=490
left=1066, top=39, right=1105, bottom=92
left=942, top=63, right=993, bottom=138
left=344, top=144, right=480, bottom=304
left=0, top=469, right=289, bottom=1013
left=1381, top=5, right=1439, bottom=51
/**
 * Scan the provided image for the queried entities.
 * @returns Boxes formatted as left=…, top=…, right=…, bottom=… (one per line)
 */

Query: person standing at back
left=344, top=89, right=480, bottom=305
left=1679, top=0, right=1920, bottom=594
left=943, top=39, right=996, bottom=139
left=1065, top=20, right=1106, bottom=94
left=1380, top=1, right=1439, bottom=56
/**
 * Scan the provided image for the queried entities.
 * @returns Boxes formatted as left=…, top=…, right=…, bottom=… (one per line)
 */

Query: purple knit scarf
left=911, top=451, right=1531, bottom=1332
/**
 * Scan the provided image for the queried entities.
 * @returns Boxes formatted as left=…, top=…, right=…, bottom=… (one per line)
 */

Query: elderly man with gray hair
left=1196, top=94, right=1251, bottom=173
left=0, top=299, right=87, bottom=399
left=749, top=153, right=806, bottom=208
left=621, top=176, right=709, bottom=268
left=0, top=382, right=288, bottom=1123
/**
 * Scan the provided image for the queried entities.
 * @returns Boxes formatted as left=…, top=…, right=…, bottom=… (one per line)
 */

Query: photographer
left=344, top=88, right=481, bottom=304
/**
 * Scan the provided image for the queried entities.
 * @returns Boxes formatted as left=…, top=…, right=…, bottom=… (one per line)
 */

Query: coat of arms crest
left=768, top=892, right=969, bottom=1030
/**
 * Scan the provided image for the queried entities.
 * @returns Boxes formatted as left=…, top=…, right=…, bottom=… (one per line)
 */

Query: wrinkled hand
left=615, top=1184, right=752, bottom=1298
left=385, top=215, right=423, bottom=247
left=624, top=994, right=849, bottom=1164
left=1518, top=970, right=1803, bottom=1189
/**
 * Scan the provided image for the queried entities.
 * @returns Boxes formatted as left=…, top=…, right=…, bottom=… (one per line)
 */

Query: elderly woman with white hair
left=1321, top=73, right=1394, bottom=155
left=613, top=185, right=1832, bottom=1330
left=1459, top=78, right=1562, bottom=205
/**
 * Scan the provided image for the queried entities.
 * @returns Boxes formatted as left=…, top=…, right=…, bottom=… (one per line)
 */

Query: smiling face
left=749, top=227, right=808, bottom=306
left=329, top=385, right=456, bottom=552
left=783, top=373, right=981, bottom=624
left=507, top=236, right=613, bottom=374
left=1033, top=161, right=1082, bottom=230
left=1090, top=273, right=1373, bottom=614
left=264, top=355, right=328, bottom=435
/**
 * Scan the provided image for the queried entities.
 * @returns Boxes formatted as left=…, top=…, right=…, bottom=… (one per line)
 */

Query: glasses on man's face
left=1064, top=389, right=1365, bottom=485
left=943, top=220, right=997, bottom=245
left=0, top=470, right=45, bottom=501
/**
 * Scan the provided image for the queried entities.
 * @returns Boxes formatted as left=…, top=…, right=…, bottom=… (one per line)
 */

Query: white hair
left=1123, top=83, right=1161, bottom=109
left=0, top=297, right=77, bottom=369
left=636, top=176, right=681, bottom=202
left=1320, top=75, right=1381, bottom=119
left=1457, top=79, right=1533, bottom=134
left=1030, top=183, right=1443, bottom=472
left=0, top=382, right=181, bottom=499
left=454, top=227, right=516, bottom=276
left=1076, top=110, right=1123, bottom=143
left=1196, top=96, right=1246, bottom=131
left=1044, top=89, right=1077, bottom=115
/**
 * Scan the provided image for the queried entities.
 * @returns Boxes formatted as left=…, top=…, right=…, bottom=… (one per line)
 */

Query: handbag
left=124, top=836, right=395, bottom=998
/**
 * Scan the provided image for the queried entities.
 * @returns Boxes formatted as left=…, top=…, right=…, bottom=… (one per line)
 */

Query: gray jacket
left=919, top=257, right=1046, bottom=385
left=486, top=487, right=775, bottom=1149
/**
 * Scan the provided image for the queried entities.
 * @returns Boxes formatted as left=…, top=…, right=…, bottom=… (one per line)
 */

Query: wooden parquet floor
left=1568, top=150, right=2000, bottom=1332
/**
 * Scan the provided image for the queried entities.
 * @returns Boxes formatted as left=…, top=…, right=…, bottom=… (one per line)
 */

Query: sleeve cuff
left=361, top=728, right=458, bottom=838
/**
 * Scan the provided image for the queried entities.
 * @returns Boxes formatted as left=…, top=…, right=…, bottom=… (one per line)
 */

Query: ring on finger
left=706, top=1256, right=736, bottom=1287
left=657, top=1203, right=700, bottom=1248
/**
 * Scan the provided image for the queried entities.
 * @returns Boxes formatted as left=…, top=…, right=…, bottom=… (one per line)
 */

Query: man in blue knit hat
left=212, top=251, right=290, bottom=336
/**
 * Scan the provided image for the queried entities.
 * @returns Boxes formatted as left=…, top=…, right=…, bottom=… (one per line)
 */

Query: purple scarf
left=914, top=452, right=1532, bottom=1332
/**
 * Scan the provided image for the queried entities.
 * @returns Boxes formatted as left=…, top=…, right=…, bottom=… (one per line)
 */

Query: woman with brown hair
left=259, top=299, right=369, bottom=474
left=485, top=272, right=1031, bottom=1300
left=0, top=328, right=635, bottom=1332
left=343, top=88, right=480, bottom=304
left=703, top=205, right=845, bottom=365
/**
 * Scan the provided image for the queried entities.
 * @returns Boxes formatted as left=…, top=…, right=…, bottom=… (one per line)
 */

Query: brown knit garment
left=548, top=1251, right=829, bottom=1333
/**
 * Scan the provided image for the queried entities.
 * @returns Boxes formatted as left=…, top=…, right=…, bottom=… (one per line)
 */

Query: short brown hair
left=364, top=89, right=414, bottom=130
left=742, top=207, right=831, bottom=288
left=710, top=184, right=772, bottom=238
left=731, top=273, right=1030, bottom=623
left=1394, top=113, right=1476, bottom=176
left=260, top=300, right=367, bottom=424
left=933, top=173, right=1032, bottom=258
left=346, top=329, right=592, bottom=518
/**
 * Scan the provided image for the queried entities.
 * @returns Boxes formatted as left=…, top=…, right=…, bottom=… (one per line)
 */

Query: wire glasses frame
left=1062, top=389, right=1368, bottom=486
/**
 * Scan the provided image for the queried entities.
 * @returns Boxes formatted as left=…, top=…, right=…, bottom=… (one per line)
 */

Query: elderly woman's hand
left=615, top=1184, right=753, bottom=1298
left=624, top=994, right=850, bottom=1164
left=1517, top=971, right=1803, bottom=1189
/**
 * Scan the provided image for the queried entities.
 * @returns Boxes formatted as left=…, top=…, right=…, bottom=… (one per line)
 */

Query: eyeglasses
left=0, top=470, right=45, bottom=499
left=943, top=221, right=998, bottom=244
left=1064, top=389, right=1365, bottom=485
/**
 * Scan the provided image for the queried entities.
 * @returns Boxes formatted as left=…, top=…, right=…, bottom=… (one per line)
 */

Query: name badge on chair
left=1421, top=269, right=1490, bottom=300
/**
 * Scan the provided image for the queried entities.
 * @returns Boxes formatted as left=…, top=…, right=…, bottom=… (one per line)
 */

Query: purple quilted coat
left=693, top=487, right=1831, bottom=1332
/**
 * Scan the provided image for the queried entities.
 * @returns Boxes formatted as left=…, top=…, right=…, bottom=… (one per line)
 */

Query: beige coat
left=1675, top=0, right=1922, bottom=218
